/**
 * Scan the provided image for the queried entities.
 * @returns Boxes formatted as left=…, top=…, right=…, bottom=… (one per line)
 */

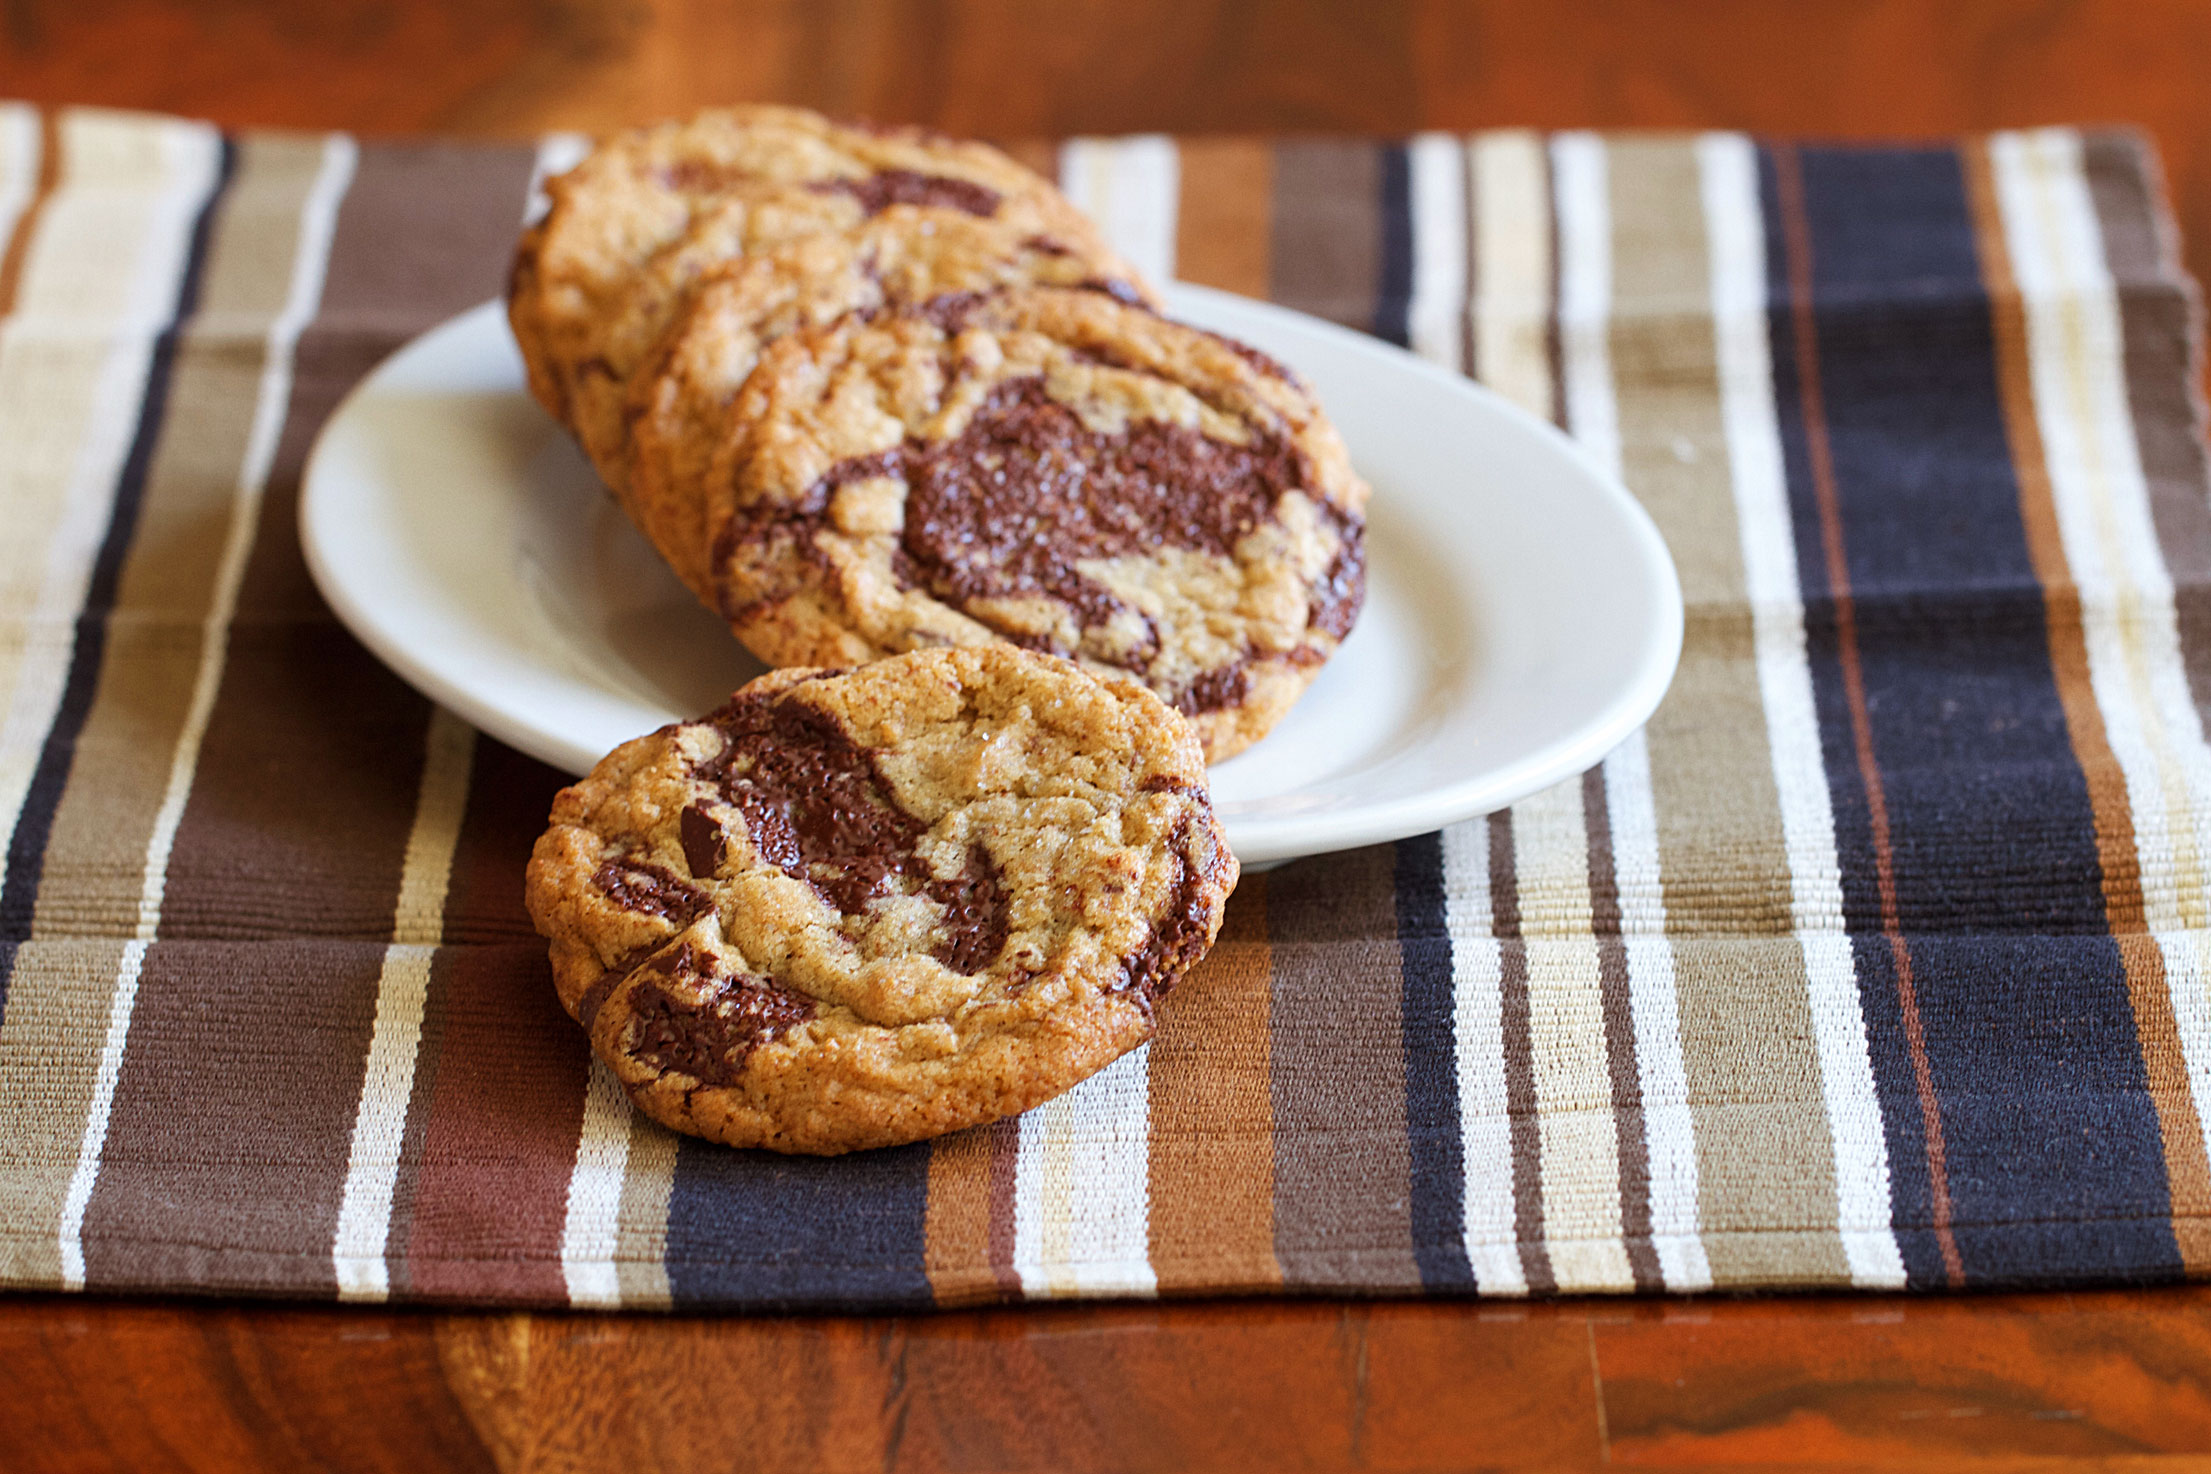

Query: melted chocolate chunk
left=914, top=290, right=990, bottom=334
left=815, top=169, right=1002, bottom=218
left=624, top=944, right=815, bottom=1086
left=728, top=363, right=1369, bottom=691
left=1116, top=815, right=1229, bottom=1013
left=695, top=693, right=1010, bottom=973
left=930, top=851, right=1011, bottom=977
left=890, top=377, right=1300, bottom=651
left=593, top=857, right=710, bottom=925
left=679, top=803, right=727, bottom=879
left=1078, top=276, right=1152, bottom=308
left=1308, top=523, right=1366, bottom=640
left=1176, top=662, right=1250, bottom=716
left=577, top=972, right=621, bottom=1030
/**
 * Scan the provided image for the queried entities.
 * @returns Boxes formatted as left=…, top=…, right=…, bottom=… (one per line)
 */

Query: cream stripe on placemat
left=0, top=113, right=221, bottom=904
left=1012, top=1043, right=1158, bottom=1297
left=1469, top=130, right=1553, bottom=418
left=1060, top=135, right=1179, bottom=289
left=333, top=704, right=475, bottom=1301
left=1439, top=817, right=1522, bottom=1292
left=0, top=107, right=39, bottom=281
left=1406, top=132, right=1467, bottom=371
left=557, top=1061, right=634, bottom=1308
left=1697, top=131, right=1905, bottom=1287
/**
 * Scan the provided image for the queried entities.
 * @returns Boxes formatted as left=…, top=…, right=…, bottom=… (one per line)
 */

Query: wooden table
left=10, top=1, right=2211, bottom=1467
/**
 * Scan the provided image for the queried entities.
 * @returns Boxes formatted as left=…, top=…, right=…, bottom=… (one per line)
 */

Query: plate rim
left=301, top=289, right=1684, bottom=864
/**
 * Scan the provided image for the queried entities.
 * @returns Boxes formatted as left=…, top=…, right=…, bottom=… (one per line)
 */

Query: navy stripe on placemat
left=0, top=137, right=236, bottom=964
left=1373, top=141, right=1415, bottom=348
left=664, top=1137, right=936, bottom=1310
left=1396, top=831, right=1470, bottom=1290
left=1761, top=141, right=2180, bottom=1289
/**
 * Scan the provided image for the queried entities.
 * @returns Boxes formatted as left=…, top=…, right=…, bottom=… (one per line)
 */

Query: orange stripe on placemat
left=1770, top=143, right=1965, bottom=1289
left=923, top=1117, right=1018, bottom=1307
left=0, top=110, right=58, bottom=318
left=399, top=943, right=593, bottom=1303
left=1963, top=138, right=2211, bottom=1270
left=1173, top=137, right=1273, bottom=297
left=1000, top=138, right=1061, bottom=188
left=1147, top=873, right=1281, bottom=1294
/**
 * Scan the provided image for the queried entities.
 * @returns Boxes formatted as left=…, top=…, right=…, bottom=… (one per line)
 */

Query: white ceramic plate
left=301, top=284, right=1682, bottom=866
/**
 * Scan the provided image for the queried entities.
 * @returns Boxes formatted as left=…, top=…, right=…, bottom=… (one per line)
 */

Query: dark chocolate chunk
left=679, top=802, right=727, bottom=880
left=1308, top=522, right=1367, bottom=640
left=625, top=944, right=815, bottom=1085
left=1116, top=816, right=1230, bottom=1013
left=1176, top=662, right=1250, bottom=716
left=890, top=377, right=1297, bottom=646
left=695, top=693, right=1010, bottom=973
left=815, top=169, right=1003, bottom=218
left=593, top=857, right=710, bottom=925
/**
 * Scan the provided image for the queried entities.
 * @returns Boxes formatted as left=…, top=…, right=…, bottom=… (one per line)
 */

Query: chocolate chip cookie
left=524, top=645, right=1237, bottom=1155
left=508, top=106, right=1126, bottom=507
left=701, top=286, right=1370, bottom=761
left=626, top=216, right=1153, bottom=600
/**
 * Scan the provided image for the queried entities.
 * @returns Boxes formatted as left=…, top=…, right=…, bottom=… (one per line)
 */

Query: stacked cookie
left=509, top=106, right=1368, bottom=762
left=519, top=109, right=1364, bottom=1152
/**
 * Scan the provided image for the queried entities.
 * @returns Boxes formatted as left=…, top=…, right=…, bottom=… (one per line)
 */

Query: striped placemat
left=0, top=106, right=2205, bottom=1308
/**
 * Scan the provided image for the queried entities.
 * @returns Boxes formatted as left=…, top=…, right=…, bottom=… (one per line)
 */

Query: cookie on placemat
left=524, top=646, right=1237, bottom=1155
left=702, top=286, right=1369, bottom=762
left=626, top=217, right=1152, bottom=599
left=508, top=106, right=1125, bottom=503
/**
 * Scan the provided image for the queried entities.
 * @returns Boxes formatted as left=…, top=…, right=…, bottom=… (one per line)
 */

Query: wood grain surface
left=8, top=1, right=2211, bottom=1468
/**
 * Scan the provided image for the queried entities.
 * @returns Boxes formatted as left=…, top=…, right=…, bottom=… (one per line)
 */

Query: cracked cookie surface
left=524, top=645, right=1237, bottom=1155
left=704, top=286, right=1370, bottom=761
left=508, top=106, right=1120, bottom=507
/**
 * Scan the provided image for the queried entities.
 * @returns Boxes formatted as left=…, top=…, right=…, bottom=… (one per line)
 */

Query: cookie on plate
left=508, top=106, right=1125, bottom=503
left=701, top=286, right=1370, bottom=762
left=626, top=216, right=1153, bottom=598
left=524, top=645, right=1237, bottom=1155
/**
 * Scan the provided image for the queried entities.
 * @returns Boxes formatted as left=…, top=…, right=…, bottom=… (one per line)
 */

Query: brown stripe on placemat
left=397, top=942, right=590, bottom=1303
left=79, top=940, right=387, bottom=1293
left=1269, top=140, right=1382, bottom=329
left=2081, top=132, right=2211, bottom=732
left=1579, top=766, right=1660, bottom=1289
left=1173, top=137, right=1272, bottom=297
left=441, top=733, right=567, bottom=946
left=30, top=134, right=335, bottom=942
left=1964, top=136, right=2211, bottom=1271
left=1605, top=134, right=1851, bottom=1288
left=155, top=137, right=536, bottom=942
left=1000, top=138, right=1061, bottom=188
left=1147, top=875, right=1280, bottom=1294
left=1489, top=810, right=1555, bottom=1294
left=923, top=1117, right=1016, bottom=1307
left=1266, top=845, right=1418, bottom=1290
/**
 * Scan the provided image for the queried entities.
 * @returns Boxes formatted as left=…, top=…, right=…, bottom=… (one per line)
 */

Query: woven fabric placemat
left=0, top=108, right=2205, bottom=1308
